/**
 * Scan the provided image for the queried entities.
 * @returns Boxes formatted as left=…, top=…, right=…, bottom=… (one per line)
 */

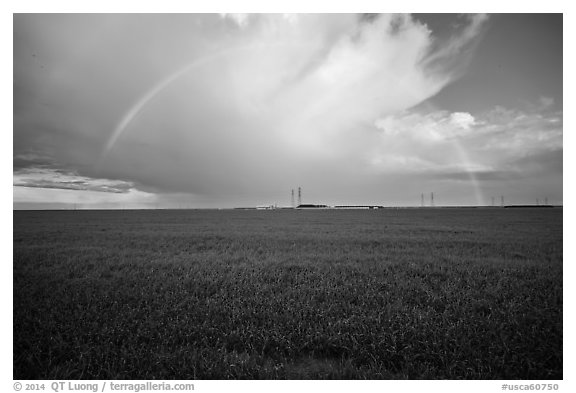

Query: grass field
left=13, top=208, right=562, bottom=379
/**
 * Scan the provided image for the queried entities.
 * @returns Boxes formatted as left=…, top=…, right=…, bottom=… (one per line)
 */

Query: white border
left=5, top=2, right=572, bottom=391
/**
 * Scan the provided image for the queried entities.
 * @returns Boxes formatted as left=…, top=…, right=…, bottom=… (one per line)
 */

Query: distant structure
left=501, top=196, right=504, bottom=207
left=430, top=192, right=435, bottom=207
left=421, top=193, right=424, bottom=207
left=334, top=205, right=384, bottom=209
left=298, top=187, right=302, bottom=206
left=291, top=189, right=295, bottom=208
left=256, top=205, right=277, bottom=210
left=298, top=204, right=329, bottom=209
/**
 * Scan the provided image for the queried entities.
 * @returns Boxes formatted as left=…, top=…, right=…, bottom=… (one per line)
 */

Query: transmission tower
left=298, top=187, right=302, bottom=206
left=430, top=192, right=434, bottom=207
left=421, top=193, right=424, bottom=207
left=291, top=189, right=295, bottom=208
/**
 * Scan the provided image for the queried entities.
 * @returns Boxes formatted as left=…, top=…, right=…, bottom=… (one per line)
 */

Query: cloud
left=539, top=96, right=555, bottom=109
left=372, top=105, right=562, bottom=180
left=449, top=112, right=475, bottom=129
left=14, top=14, right=498, bottom=207
left=13, top=168, right=135, bottom=193
left=421, top=13, right=489, bottom=75
left=13, top=186, right=158, bottom=209
left=220, top=13, right=251, bottom=28
left=96, top=14, right=488, bottom=192
left=375, top=110, right=475, bottom=143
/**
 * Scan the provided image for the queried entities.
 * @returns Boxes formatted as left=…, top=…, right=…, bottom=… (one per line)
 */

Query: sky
left=13, top=13, right=563, bottom=209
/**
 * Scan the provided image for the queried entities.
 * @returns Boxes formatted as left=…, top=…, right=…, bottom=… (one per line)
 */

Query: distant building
left=334, top=205, right=384, bottom=209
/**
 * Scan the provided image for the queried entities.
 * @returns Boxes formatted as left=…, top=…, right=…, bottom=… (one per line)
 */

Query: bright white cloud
left=375, top=110, right=474, bottom=143
left=450, top=112, right=476, bottom=129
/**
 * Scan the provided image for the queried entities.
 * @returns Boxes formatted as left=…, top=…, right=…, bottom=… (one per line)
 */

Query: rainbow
left=101, top=42, right=313, bottom=163
left=102, top=49, right=234, bottom=158
left=451, top=139, right=485, bottom=206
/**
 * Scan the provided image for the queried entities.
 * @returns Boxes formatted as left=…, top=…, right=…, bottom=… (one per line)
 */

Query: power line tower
left=291, top=189, right=295, bottom=208
left=430, top=192, right=434, bottom=207
left=298, top=187, right=302, bottom=206
left=421, top=193, right=424, bottom=207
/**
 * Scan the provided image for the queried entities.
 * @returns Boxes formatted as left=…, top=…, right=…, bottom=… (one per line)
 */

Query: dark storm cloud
left=14, top=168, right=134, bottom=193
left=15, top=181, right=130, bottom=193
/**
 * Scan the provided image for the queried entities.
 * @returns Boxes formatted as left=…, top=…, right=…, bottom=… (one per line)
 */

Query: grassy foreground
left=13, top=208, right=562, bottom=379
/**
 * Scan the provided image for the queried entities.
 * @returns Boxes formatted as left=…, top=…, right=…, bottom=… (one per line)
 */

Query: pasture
left=13, top=208, right=562, bottom=379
